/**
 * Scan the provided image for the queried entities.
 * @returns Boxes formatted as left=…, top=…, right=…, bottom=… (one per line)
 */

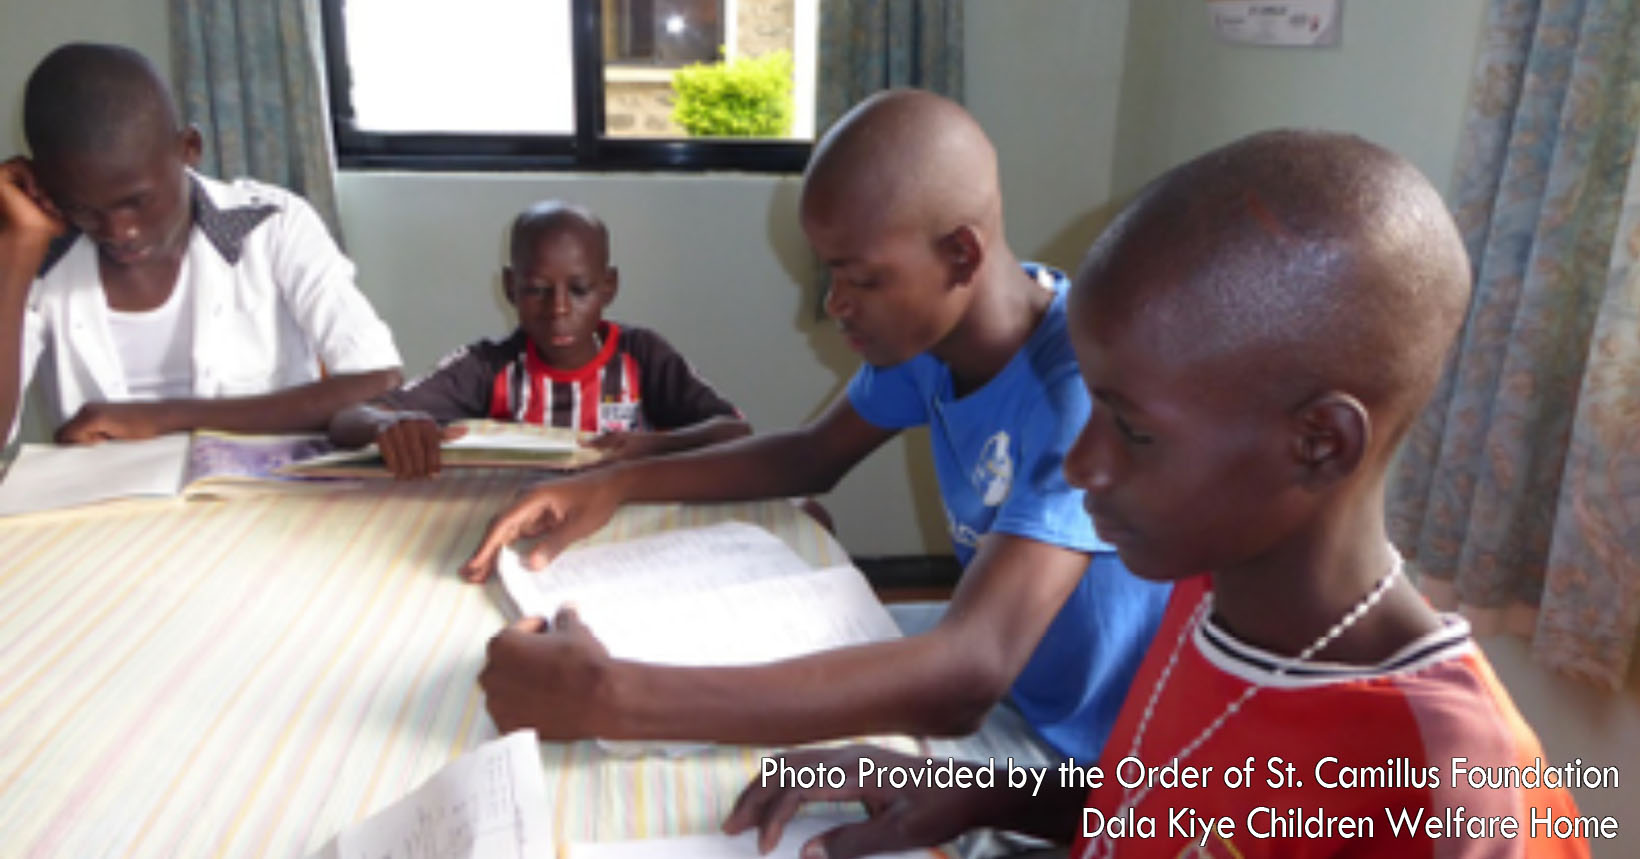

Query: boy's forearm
left=648, top=415, right=752, bottom=456
left=609, top=426, right=856, bottom=505
left=0, top=239, right=45, bottom=438
left=164, top=369, right=402, bottom=435
left=328, top=401, right=401, bottom=448
left=595, top=633, right=1003, bottom=745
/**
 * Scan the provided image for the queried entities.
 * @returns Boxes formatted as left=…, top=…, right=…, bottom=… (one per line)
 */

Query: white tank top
left=106, top=261, right=196, bottom=401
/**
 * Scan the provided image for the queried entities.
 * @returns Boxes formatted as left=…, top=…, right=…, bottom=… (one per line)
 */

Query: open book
left=0, top=431, right=344, bottom=518
left=280, top=419, right=603, bottom=478
left=495, top=521, right=902, bottom=668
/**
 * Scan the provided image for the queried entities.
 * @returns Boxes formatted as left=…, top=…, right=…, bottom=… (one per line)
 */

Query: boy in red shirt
left=329, top=201, right=749, bottom=477
left=723, top=130, right=1592, bottom=859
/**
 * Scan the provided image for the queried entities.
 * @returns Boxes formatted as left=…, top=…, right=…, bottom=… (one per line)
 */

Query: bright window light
left=343, top=0, right=575, bottom=134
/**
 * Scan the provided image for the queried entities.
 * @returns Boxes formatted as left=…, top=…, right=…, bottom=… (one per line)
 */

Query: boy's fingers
left=417, top=421, right=446, bottom=475
left=754, top=788, right=813, bottom=854
left=463, top=514, right=519, bottom=581
left=550, top=605, right=584, bottom=633
left=510, top=615, right=548, bottom=633
left=380, top=439, right=403, bottom=477
left=805, top=817, right=902, bottom=859
left=415, top=432, right=439, bottom=477
left=523, top=523, right=580, bottom=570
left=723, top=781, right=774, bottom=834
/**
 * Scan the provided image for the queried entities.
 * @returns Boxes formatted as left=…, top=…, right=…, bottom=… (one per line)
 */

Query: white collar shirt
left=14, top=171, right=402, bottom=441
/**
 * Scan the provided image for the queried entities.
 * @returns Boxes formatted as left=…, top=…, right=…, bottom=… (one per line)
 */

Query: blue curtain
left=815, top=0, right=964, bottom=133
left=170, top=0, right=342, bottom=238
left=1389, top=0, right=1640, bottom=688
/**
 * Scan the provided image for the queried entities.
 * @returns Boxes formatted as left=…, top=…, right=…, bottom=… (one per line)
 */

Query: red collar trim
left=524, top=321, right=622, bottom=383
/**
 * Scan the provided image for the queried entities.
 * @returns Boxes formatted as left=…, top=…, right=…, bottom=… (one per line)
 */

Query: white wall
left=0, top=0, right=171, bottom=152
left=966, top=0, right=1131, bottom=269
left=1112, top=0, right=1487, bottom=198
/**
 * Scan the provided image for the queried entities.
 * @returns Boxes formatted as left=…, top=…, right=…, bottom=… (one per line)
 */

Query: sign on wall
left=1208, top=0, right=1342, bottom=47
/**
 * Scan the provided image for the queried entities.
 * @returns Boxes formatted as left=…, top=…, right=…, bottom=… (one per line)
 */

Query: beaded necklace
left=1079, top=548, right=1404, bottom=859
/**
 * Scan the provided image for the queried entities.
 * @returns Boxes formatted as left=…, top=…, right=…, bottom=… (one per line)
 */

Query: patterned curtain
left=1389, top=0, right=1640, bottom=689
left=815, top=0, right=963, bottom=133
left=170, top=0, right=342, bottom=238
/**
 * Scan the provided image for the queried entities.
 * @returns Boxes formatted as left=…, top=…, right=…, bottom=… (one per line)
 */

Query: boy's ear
left=602, top=266, right=619, bottom=305
left=1288, top=392, right=1368, bottom=486
left=179, top=125, right=203, bottom=168
left=501, top=266, right=518, bottom=306
left=936, top=224, right=984, bottom=287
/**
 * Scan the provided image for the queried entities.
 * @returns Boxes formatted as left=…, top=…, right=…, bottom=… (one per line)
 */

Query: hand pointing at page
left=461, top=471, right=625, bottom=581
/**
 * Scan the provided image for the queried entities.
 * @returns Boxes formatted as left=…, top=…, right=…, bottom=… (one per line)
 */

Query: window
left=321, top=0, right=817, bottom=172
left=608, top=0, right=722, bottom=66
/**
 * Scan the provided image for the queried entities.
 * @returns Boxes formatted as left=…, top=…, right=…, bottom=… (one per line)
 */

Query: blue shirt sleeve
left=989, top=365, right=1112, bottom=554
left=845, top=358, right=932, bottom=430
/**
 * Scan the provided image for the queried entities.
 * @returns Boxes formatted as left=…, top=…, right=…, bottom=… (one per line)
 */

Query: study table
left=0, top=471, right=870, bottom=857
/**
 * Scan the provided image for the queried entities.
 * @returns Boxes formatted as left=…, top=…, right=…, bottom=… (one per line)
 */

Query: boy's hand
left=375, top=413, right=464, bottom=479
left=723, top=746, right=988, bottom=858
left=478, top=608, right=612, bottom=738
left=55, top=401, right=171, bottom=445
left=0, top=158, right=66, bottom=247
left=461, top=472, right=622, bottom=582
left=586, top=429, right=667, bottom=462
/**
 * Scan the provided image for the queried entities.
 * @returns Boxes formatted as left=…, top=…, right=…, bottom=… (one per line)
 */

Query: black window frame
left=319, top=0, right=811, bottom=173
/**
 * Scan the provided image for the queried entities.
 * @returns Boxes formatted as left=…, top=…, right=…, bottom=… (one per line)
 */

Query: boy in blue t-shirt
left=462, top=89, right=1170, bottom=760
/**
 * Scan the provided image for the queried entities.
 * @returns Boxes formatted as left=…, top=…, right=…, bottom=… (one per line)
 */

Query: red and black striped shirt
left=381, top=322, right=739, bottom=433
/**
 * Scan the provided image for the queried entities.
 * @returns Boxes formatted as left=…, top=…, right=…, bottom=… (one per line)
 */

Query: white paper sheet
left=443, top=429, right=576, bottom=453
left=497, top=520, right=816, bottom=621
left=0, top=434, right=190, bottom=516
left=567, top=565, right=901, bottom=666
left=566, top=813, right=938, bottom=858
left=319, top=730, right=551, bottom=859
left=496, top=521, right=901, bottom=754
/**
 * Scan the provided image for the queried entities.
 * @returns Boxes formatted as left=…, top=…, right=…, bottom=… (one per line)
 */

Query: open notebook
left=0, top=431, right=343, bottom=518
left=495, top=520, right=903, bottom=668
left=280, top=419, right=603, bottom=478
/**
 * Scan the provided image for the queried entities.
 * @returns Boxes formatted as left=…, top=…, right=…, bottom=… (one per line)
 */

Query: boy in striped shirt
left=329, top=201, right=749, bottom=477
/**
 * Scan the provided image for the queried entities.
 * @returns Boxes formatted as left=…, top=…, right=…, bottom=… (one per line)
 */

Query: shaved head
left=801, top=89, right=1002, bottom=241
left=1077, top=129, right=1471, bottom=444
left=509, top=200, right=610, bottom=270
left=23, top=43, right=181, bottom=161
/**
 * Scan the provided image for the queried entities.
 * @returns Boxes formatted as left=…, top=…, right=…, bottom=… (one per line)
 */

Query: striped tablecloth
left=0, top=472, right=858, bottom=858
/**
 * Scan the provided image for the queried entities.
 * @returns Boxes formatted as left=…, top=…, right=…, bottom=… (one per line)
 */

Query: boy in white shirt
left=0, top=42, right=401, bottom=445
